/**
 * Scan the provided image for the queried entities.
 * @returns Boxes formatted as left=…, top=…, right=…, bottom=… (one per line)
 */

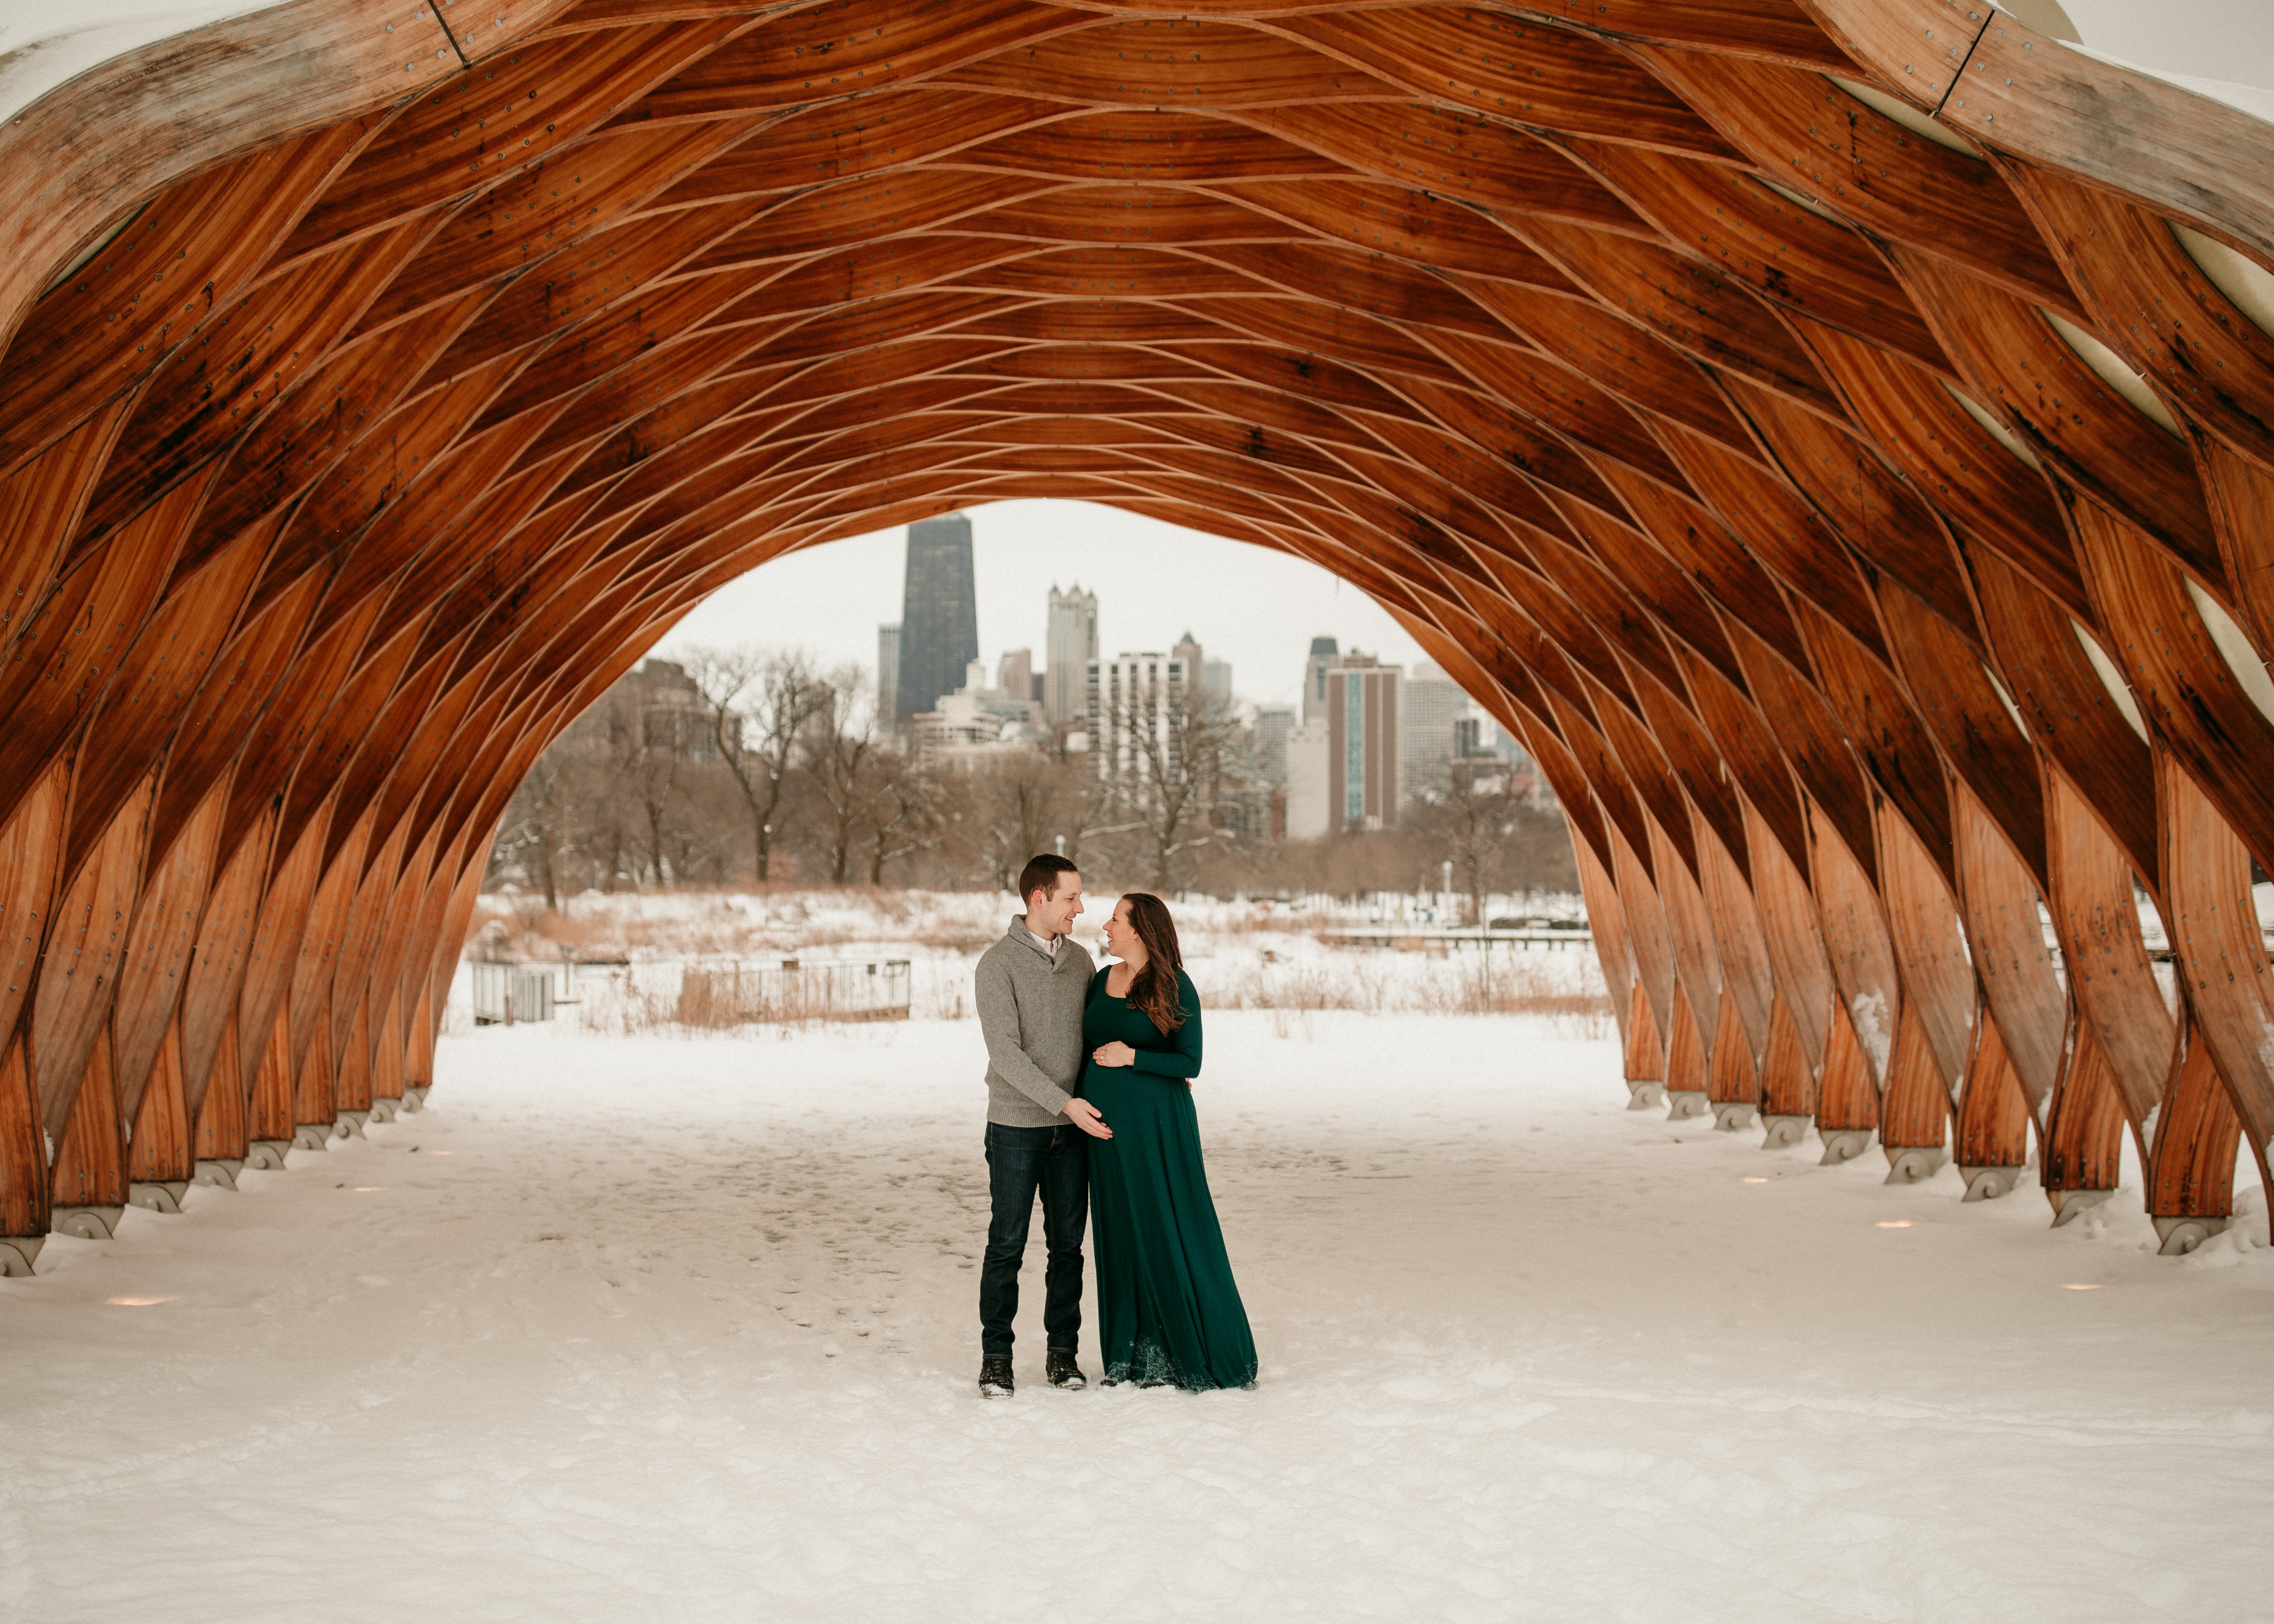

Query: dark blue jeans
left=980, top=1121, right=1088, bottom=1360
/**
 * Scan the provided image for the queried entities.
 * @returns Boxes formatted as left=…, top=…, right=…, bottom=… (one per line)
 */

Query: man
left=972, top=852, right=1111, bottom=1398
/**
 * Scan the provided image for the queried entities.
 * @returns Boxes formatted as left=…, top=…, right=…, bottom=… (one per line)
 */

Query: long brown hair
left=1121, top=892, right=1188, bottom=1034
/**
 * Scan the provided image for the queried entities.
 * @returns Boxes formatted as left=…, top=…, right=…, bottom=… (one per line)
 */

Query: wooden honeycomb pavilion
left=4, top=0, right=2274, bottom=1270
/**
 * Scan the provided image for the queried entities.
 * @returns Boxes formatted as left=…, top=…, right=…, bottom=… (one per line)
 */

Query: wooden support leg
left=244, top=1009, right=294, bottom=1169
left=2146, top=1029, right=2243, bottom=1255
left=403, top=984, right=434, bottom=1111
left=50, top=1032, right=128, bottom=1239
left=1758, top=991, right=1816, bottom=1149
left=2041, top=1021, right=2129, bottom=1226
left=368, top=993, right=404, bottom=1122
left=1664, top=986, right=1709, bottom=1119
left=292, top=1034, right=336, bottom=1151
left=1881, top=1003, right=1952, bottom=1185
left=331, top=997, right=371, bottom=1139
left=1817, top=998, right=1878, bottom=1164
left=2155, top=755, right=2274, bottom=1250
left=190, top=1013, right=246, bottom=1189
left=126, top=1018, right=192, bottom=1213
left=1956, top=1009, right=2033, bottom=1201
left=0, top=1036, right=46, bottom=1273
left=1707, top=990, right=1759, bottom=1132
left=1622, top=980, right=1664, bottom=1110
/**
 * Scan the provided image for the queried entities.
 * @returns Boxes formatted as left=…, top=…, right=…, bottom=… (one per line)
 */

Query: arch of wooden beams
left=4, top=0, right=2274, bottom=1269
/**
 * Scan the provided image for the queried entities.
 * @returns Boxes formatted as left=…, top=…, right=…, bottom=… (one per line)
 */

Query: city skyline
left=653, top=500, right=1431, bottom=710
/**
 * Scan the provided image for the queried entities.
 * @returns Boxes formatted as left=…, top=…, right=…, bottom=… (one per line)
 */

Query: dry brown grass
left=576, top=961, right=911, bottom=1035
left=471, top=889, right=1006, bottom=962
left=1203, top=952, right=1611, bottom=1039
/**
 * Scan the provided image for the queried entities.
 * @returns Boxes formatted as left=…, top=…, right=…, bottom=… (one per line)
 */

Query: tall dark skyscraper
left=894, top=512, right=979, bottom=724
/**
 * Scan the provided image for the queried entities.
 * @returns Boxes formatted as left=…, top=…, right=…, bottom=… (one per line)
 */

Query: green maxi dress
left=1080, top=967, right=1257, bottom=1391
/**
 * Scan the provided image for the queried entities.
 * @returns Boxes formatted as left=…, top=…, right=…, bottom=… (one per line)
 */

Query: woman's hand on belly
left=1092, top=1041, right=1136, bottom=1068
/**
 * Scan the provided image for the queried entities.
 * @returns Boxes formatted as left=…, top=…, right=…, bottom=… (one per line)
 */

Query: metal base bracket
left=291, top=1123, right=334, bottom=1151
left=1625, top=1079, right=1665, bottom=1111
left=128, top=1180, right=190, bottom=1213
left=2049, top=1187, right=2116, bottom=1228
left=401, top=1087, right=429, bottom=1113
left=368, top=1098, right=399, bottom=1123
left=244, top=1140, right=292, bottom=1170
left=1760, top=1115, right=1810, bottom=1150
left=0, top=1235, right=43, bottom=1275
left=1711, top=1102, right=1759, bottom=1133
left=2154, top=1214, right=2229, bottom=1256
left=1665, top=1090, right=1709, bottom=1120
left=193, top=1159, right=242, bottom=1190
left=50, top=1205, right=124, bottom=1240
left=1960, top=1164, right=2026, bottom=1203
left=1819, top=1129, right=1873, bottom=1166
left=330, top=1110, right=369, bottom=1142
left=1884, top=1145, right=1949, bottom=1185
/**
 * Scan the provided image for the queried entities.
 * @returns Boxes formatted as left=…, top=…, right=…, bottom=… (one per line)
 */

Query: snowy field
left=5, top=1013, right=2272, bottom=1622
left=470, top=887, right=1609, bottom=1032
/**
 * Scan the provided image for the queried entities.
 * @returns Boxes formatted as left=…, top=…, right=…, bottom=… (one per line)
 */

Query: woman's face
left=1103, top=898, right=1141, bottom=961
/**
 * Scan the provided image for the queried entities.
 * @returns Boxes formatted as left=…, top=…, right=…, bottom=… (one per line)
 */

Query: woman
left=1081, top=892, right=1257, bottom=1391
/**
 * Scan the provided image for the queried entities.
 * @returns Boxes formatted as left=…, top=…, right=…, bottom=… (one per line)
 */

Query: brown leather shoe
left=1046, top=1349, right=1086, bottom=1390
left=979, top=1357, right=1014, bottom=1398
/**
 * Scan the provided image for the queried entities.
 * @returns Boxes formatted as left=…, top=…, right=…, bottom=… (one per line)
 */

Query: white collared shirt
left=1025, top=924, right=1060, bottom=959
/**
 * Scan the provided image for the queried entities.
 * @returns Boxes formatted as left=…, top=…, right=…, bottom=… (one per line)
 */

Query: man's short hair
left=1017, top=853, right=1078, bottom=906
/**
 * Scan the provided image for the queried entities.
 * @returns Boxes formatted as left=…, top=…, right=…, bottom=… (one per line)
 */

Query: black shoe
left=979, top=1357, right=1014, bottom=1398
left=1046, top=1350, right=1086, bottom=1390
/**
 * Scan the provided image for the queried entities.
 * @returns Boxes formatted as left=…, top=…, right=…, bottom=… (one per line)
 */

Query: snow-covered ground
left=5, top=1013, right=2271, bottom=1622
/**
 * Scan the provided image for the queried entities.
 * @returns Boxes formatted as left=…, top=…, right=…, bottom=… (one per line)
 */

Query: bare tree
left=803, top=666, right=886, bottom=885
left=867, top=751, right=942, bottom=884
left=1423, top=775, right=1516, bottom=925
left=1093, top=673, right=1247, bottom=891
left=1406, top=760, right=1575, bottom=922
left=487, top=754, right=566, bottom=907
left=969, top=753, right=1085, bottom=891
left=592, top=687, right=684, bottom=886
left=687, top=645, right=827, bottom=883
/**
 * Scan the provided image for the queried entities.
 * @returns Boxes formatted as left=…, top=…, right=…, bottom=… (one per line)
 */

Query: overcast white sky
left=2057, top=0, right=2274, bottom=87
left=654, top=501, right=1433, bottom=710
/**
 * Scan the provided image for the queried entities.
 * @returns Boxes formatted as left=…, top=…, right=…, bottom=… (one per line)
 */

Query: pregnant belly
left=1082, top=1066, right=1176, bottom=1116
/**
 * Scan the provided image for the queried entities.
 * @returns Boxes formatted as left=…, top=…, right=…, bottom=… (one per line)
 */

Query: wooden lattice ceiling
left=3, top=0, right=2273, bottom=1269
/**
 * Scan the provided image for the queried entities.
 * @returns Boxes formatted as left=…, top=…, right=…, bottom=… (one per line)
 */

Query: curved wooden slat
left=1952, top=789, right=2065, bottom=1116
left=2158, top=752, right=2274, bottom=1197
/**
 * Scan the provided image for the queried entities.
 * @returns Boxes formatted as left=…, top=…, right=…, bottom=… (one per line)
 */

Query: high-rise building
left=1301, top=635, right=1339, bottom=723
left=1399, top=662, right=1461, bottom=805
left=1322, top=652, right=1402, bottom=830
left=895, top=513, right=979, bottom=725
left=997, top=648, right=1034, bottom=705
left=1087, top=650, right=1189, bottom=787
left=1044, top=583, right=1098, bottom=724
left=1283, top=720, right=1331, bottom=840
left=1252, top=704, right=1295, bottom=784
left=876, top=624, right=901, bottom=724
left=1169, top=630, right=1232, bottom=708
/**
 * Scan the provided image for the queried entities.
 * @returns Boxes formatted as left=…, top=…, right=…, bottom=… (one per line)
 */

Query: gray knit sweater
left=974, top=916, right=1097, bottom=1127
